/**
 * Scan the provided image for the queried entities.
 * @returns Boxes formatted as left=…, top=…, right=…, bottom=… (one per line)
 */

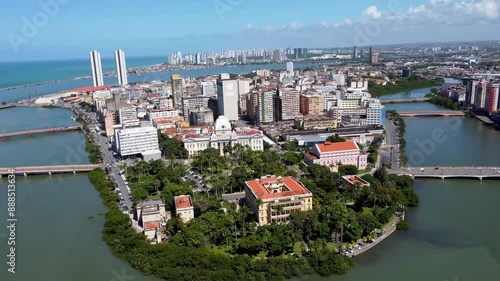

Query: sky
left=1, top=0, right=500, bottom=62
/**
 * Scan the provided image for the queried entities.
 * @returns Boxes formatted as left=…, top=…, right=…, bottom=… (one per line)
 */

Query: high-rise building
left=366, top=100, right=386, bottom=125
left=474, top=83, right=487, bottom=109
left=286, top=62, right=294, bottom=77
left=275, top=88, right=301, bottom=120
left=195, top=53, right=202, bottom=65
left=171, top=74, right=183, bottom=108
left=247, top=92, right=259, bottom=121
left=89, top=50, right=104, bottom=87
left=114, top=126, right=161, bottom=160
left=257, top=91, right=274, bottom=124
left=201, top=81, right=216, bottom=97
left=189, top=107, right=214, bottom=126
left=485, top=83, right=499, bottom=113
left=114, top=49, right=128, bottom=86
left=369, top=47, right=379, bottom=64
left=402, top=67, right=412, bottom=78
left=352, top=46, right=358, bottom=60
left=217, top=75, right=239, bottom=121
left=273, top=49, right=282, bottom=62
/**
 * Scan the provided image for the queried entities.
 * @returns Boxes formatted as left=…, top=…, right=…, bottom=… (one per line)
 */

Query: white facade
left=217, top=79, right=239, bottom=121
left=90, top=50, right=104, bottom=87
left=147, top=109, right=180, bottom=120
left=201, top=81, right=216, bottom=97
left=183, top=116, right=264, bottom=157
left=366, top=100, right=385, bottom=125
left=119, top=108, right=138, bottom=124
left=286, top=62, right=294, bottom=77
left=115, top=126, right=160, bottom=157
left=114, top=49, right=128, bottom=86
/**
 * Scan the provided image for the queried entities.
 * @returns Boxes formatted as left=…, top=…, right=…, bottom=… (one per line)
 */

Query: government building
left=183, top=116, right=265, bottom=157
left=304, top=141, right=367, bottom=172
left=245, top=175, right=313, bottom=225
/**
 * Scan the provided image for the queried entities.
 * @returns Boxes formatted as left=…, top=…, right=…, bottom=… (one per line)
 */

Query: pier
left=390, top=166, right=500, bottom=181
left=398, top=111, right=465, bottom=117
left=0, top=125, right=82, bottom=139
left=0, top=164, right=103, bottom=176
left=380, top=97, right=431, bottom=104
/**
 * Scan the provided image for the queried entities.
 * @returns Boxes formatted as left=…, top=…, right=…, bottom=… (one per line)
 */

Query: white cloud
left=363, top=6, right=382, bottom=19
left=246, top=23, right=253, bottom=31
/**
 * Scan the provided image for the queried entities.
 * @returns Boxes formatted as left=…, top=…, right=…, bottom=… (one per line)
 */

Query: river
left=1, top=84, right=500, bottom=281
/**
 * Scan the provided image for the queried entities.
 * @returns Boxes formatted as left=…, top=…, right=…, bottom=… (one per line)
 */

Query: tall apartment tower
left=369, top=46, right=379, bottom=64
left=89, top=50, right=104, bottom=87
left=171, top=74, right=184, bottom=108
left=114, top=49, right=128, bottom=86
left=352, top=46, right=358, bottom=60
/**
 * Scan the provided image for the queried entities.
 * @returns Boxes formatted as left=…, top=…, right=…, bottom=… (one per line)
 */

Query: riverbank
left=369, top=76, right=444, bottom=97
left=347, top=216, right=401, bottom=257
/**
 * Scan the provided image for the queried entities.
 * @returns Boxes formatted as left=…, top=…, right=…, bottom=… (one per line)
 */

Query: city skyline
left=2, top=0, right=500, bottom=62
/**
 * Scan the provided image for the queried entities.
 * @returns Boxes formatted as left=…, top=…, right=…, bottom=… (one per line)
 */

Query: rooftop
left=137, top=199, right=164, bottom=208
left=245, top=176, right=312, bottom=200
left=316, top=141, right=359, bottom=153
left=342, top=175, right=370, bottom=187
left=144, top=222, right=161, bottom=230
left=175, top=195, right=193, bottom=209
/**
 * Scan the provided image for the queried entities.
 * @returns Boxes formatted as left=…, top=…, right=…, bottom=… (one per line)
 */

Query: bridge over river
left=381, top=97, right=431, bottom=104
left=0, top=126, right=83, bottom=138
left=390, top=166, right=500, bottom=180
left=398, top=111, right=465, bottom=117
left=0, top=164, right=103, bottom=176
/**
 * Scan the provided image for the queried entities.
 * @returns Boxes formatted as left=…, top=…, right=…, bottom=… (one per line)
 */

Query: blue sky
left=1, top=0, right=500, bottom=62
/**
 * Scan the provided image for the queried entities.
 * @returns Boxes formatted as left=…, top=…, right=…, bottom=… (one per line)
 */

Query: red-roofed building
left=69, top=85, right=111, bottom=93
left=174, top=195, right=194, bottom=222
left=245, top=176, right=313, bottom=225
left=304, top=141, right=367, bottom=172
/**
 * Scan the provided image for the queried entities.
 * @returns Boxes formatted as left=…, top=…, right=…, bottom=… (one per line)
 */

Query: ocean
left=0, top=59, right=315, bottom=103
left=0, top=56, right=167, bottom=89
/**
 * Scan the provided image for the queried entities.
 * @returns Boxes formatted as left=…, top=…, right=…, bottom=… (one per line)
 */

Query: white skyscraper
left=89, top=50, right=104, bottom=87
left=286, top=62, right=294, bottom=77
left=217, top=75, right=239, bottom=121
left=114, top=49, right=128, bottom=86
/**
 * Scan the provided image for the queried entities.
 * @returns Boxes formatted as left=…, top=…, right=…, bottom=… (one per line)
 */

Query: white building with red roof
left=183, top=116, right=264, bottom=157
left=304, top=141, right=367, bottom=172
left=174, top=195, right=194, bottom=223
left=244, top=175, right=313, bottom=225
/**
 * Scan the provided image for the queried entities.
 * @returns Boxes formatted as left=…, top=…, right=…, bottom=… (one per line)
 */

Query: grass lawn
left=357, top=169, right=371, bottom=174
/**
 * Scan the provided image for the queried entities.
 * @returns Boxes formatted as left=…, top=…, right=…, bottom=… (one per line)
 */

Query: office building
left=114, top=49, right=128, bottom=86
left=119, top=107, right=138, bottom=124
left=89, top=50, right=104, bottom=87
left=217, top=75, right=239, bottom=121
left=174, top=195, right=194, bottom=223
left=352, top=46, right=358, bottom=60
left=171, top=74, right=184, bottom=108
left=402, top=67, right=412, bottom=78
left=104, top=111, right=116, bottom=139
left=304, top=141, right=368, bottom=172
left=147, top=108, right=179, bottom=121
left=114, top=126, right=161, bottom=160
left=181, top=96, right=211, bottom=121
left=294, top=117, right=338, bottom=130
left=245, top=176, right=313, bottom=225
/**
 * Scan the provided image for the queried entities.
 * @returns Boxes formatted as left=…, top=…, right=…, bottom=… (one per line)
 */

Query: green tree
left=326, top=134, right=346, bottom=143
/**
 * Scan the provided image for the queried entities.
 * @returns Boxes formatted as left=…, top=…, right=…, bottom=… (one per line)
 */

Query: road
left=383, top=119, right=400, bottom=168
left=72, top=104, right=134, bottom=211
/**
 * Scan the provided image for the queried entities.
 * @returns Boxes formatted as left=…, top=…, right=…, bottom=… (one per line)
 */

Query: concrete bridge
left=0, top=126, right=82, bottom=138
left=398, top=111, right=465, bottom=117
left=380, top=97, right=431, bottom=104
left=0, top=164, right=103, bottom=176
left=390, top=166, right=500, bottom=181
